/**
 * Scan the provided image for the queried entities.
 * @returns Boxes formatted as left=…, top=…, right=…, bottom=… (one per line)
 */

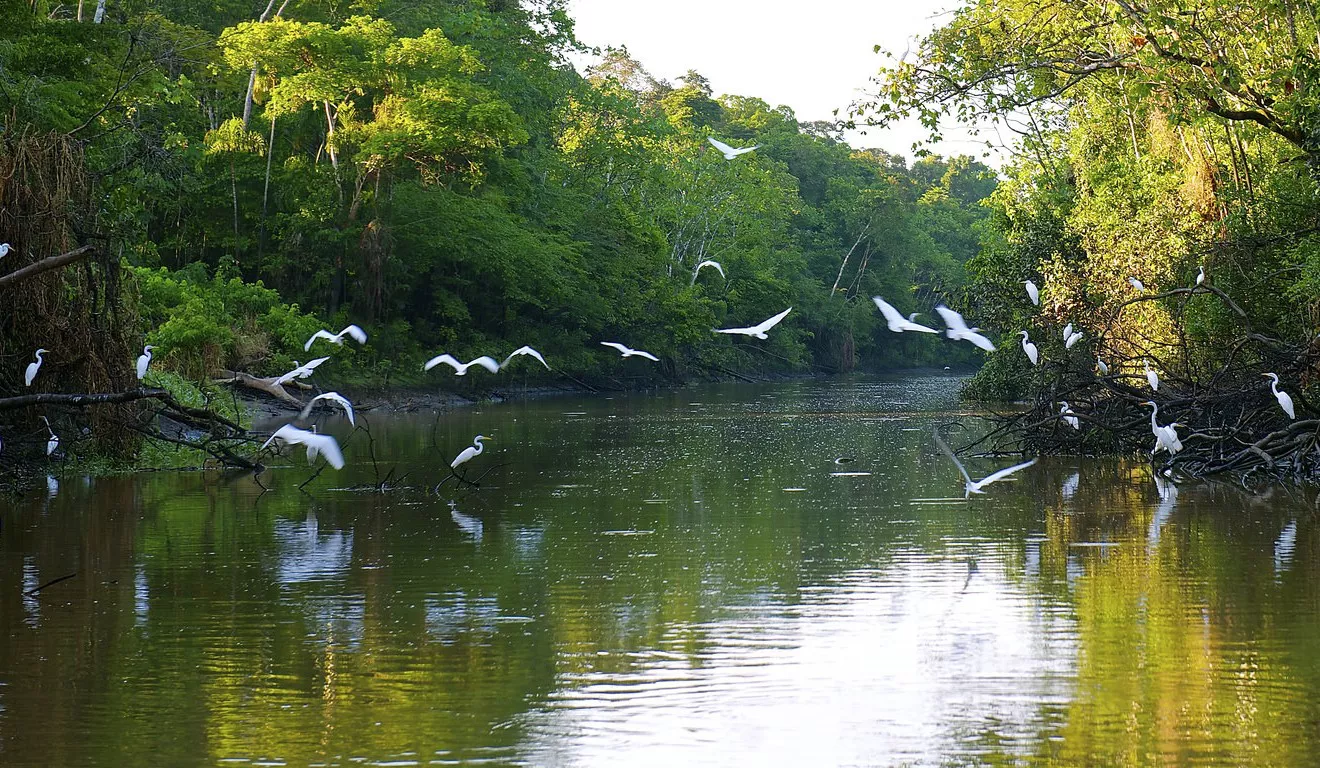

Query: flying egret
left=1096, top=357, right=1110, bottom=376
left=135, top=345, right=155, bottom=380
left=600, top=342, right=660, bottom=361
left=274, top=356, right=331, bottom=386
left=260, top=424, right=345, bottom=469
left=40, top=416, right=58, bottom=457
left=423, top=354, right=500, bottom=376
left=304, top=324, right=367, bottom=352
left=299, top=392, right=356, bottom=426
left=1262, top=373, right=1296, bottom=419
left=1059, top=401, right=1080, bottom=430
left=24, top=349, right=47, bottom=387
left=1144, top=360, right=1160, bottom=392
left=707, top=136, right=760, bottom=160
left=933, top=430, right=1037, bottom=498
left=1142, top=401, right=1183, bottom=455
left=451, top=435, right=491, bottom=471
left=874, top=296, right=937, bottom=334
left=1128, top=277, right=1146, bottom=292
left=1018, top=331, right=1039, bottom=365
left=1195, top=266, right=1206, bottom=286
left=1023, top=280, right=1040, bottom=306
left=501, top=346, right=551, bottom=370
left=934, top=306, right=996, bottom=351
left=692, top=260, right=726, bottom=284
left=0, top=243, right=10, bottom=259
left=715, top=307, right=793, bottom=340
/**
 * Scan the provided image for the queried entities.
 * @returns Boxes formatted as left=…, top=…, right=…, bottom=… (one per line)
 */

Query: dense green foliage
left=1, top=0, right=994, bottom=390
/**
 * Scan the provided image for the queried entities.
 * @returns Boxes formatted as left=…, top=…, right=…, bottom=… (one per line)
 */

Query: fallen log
left=213, top=370, right=305, bottom=406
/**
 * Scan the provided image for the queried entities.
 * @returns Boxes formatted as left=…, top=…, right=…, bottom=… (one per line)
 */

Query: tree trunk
left=259, top=114, right=275, bottom=260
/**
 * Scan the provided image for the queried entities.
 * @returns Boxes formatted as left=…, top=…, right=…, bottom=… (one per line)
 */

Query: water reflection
left=2, top=376, right=1320, bottom=765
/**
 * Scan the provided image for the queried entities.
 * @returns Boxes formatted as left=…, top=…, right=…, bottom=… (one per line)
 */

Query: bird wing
left=732, top=145, right=760, bottom=156
left=752, top=307, right=792, bottom=334
left=503, top=346, right=551, bottom=370
left=634, top=349, right=660, bottom=362
left=322, top=392, right=355, bottom=425
left=600, top=341, right=631, bottom=355
left=304, top=356, right=331, bottom=371
left=933, top=430, right=974, bottom=488
left=905, top=319, right=938, bottom=334
left=424, top=354, right=460, bottom=372
left=307, top=433, right=345, bottom=469
left=469, top=356, right=501, bottom=374
left=713, top=326, right=750, bottom=335
left=304, top=329, right=335, bottom=351
left=451, top=445, right=477, bottom=468
left=261, top=424, right=300, bottom=450
left=696, top=260, right=726, bottom=278
left=934, top=305, right=968, bottom=334
left=872, top=296, right=907, bottom=332
left=965, top=331, right=997, bottom=352
left=707, top=137, right=736, bottom=154
left=340, top=324, right=367, bottom=344
left=976, top=458, right=1038, bottom=487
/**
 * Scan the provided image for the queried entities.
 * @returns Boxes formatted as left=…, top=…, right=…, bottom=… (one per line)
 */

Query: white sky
left=566, top=0, right=1005, bottom=166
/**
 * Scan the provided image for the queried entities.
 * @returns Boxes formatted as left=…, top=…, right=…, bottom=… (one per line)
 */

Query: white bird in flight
left=299, top=392, right=356, bottom=426
left=25, top=348, right=47, bottom=387
left=304, top=324, right=367, bottom=352
left=451, top=434, right=491, bottom=470
left=423, top=354, right=500, bottom=376
left=1018, top=331, right=1039, bottom=365
left=501, top=346, right=551, bottom=370
left=934, top=430, right=1037, bottom=498
left=1128, top=277, right=1146, bottom=292
left=934, top=306, right=995, bottom=351
left=41, top=416, right=58, bottom=457
left=261, top=424, right=345, bottom=469
left=601, top=341, right=660, bottom=361
left=1023, top=280, right=1040, bottom=306
left=274, top=356, right=331, bottom=386
left=707, top=136, right=760, bottom=160
left=715, top=307, right=792, bottom=340
left=135, top=345, right=155, bottom=381
left=1144, top=360, right=1160, bottom=392
left=1262, top=373, right=1296, bottom=419
left=1059, top=401, right=1080, bottom=430
left=874, top=296, right=937, bottom=334
left=692, top=260, right=726, bottom=284
left=1142, top=402, right=1183, bottom=455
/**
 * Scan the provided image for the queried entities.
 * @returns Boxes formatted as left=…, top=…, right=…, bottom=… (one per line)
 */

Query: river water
left=2, top=375, right=1319, bottom=766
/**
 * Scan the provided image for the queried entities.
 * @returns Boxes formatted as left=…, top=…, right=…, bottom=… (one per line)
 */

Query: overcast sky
left=566, top=0, right=1002, bottom=165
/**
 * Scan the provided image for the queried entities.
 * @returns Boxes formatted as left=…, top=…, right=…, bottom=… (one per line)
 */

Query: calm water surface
left=3, top=375, right=1320, bottom=766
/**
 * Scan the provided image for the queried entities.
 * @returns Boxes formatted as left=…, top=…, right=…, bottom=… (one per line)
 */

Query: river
left=2, top=374, right=1319, bottom=766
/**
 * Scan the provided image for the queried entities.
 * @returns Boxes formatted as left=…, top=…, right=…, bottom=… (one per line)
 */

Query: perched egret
left=423, top=354, right=500, bottom=376
left=1018, top=331, right=1039, bottom=366
left=1144, top=360, right=1160, bottom=392
left=299, top=392, right=356, bottom=426
left=1142, top=401, right=1183, bottom=455
left=874, top=297, right=937, bottom=334
left=934, top=306, right=996, bottom=351
left=1023, top=279, right=1040, bottom=306
left=135, top=345, right=154, bottom=380
left=304, top=324, right=367, bottom=352
left=933, top=430, right=1037, bottom=498
left=1059, top=401, right=1080, bottom=430
left=692, top=260, right=726, bottom=284
left=1096, top=357, right=1110, bottom=376
left=274, top=356, right=331, bottom=386
left=1128, top=277, right=1146, bottom=292
left=40, top=416, right=58, bottom=457
left=451, top=435, right=491, bottom=471
left=1262, top=372, right=1296, bottom=419
left=501, top=346, right=551, bottom=370
left=600, top=342, right=660, bottom=361
left=1195, top=266, right=1206, bottom=286
left=24, top=348, right=47, bottom=387
left=0, top=243, right=10, bottom=259
left=707, top=136, right=760, bottom=160
left=1063, top=323, right=1073, bottom=339
left=1065, top=329, right=1083, bottom=349
left=260, top=424, right=345, bottom=469
left=715, top=307, right=793, bottom=340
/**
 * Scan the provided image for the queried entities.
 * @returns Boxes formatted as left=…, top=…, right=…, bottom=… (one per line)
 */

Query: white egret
left=501, top=346, right=551, bottom=370
left=933, top=430, right=1037, bottom=498
left=1195, top=266, right=1206, bottom=286
left=274, top=356, right=331, bottom=386
left=304, top=324, right=367, bottom=352
left=1262, top=372, right=1296, bottom=419
left=1059, top=401, right=1080, bottom=430
left=423, top=354, right=500, bottom=376
left=40, top=416, right=58, bottom=457
left=1142, top=401, right=1183, bottom=455
left=1144, top=360, right=1160, bottom=392
left=260, top=424, right=345, bottom=469
left=907, top=312, right=920, bottom=322
left=934, top=305, right=996, bottom=351
left=299, top=392, right=356, bottom=426
left=451, top=435, right=491, bottom=471
left=24, top=348, right=47, bottom=387
left=1023, top=279, right=1040, bottom=306
left=715, top=307, right=792, bottom=340
left=874, top=296, right=937, bottom=334
left=1018, top=331, right=1039, bottom=365
left=692, top=260, right=726, bottom=284
left=1065, top=329, right=1083, bottom=349
left=1128, top=277, right=1146, bottom=292
left=1096, top=357, right=1110, bottom=376
left=600, top=342, right=660, bottom=361
left=135, top=345, right=155, bottom=380
left=0, top=243, right=10, bottom=259
left=707, top=136, right=760, bottom=160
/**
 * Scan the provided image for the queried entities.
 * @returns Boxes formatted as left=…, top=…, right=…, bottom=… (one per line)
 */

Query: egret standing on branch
left=1018, top=331, right=1039, bottom=366
left=304, top=324, right=367, bottom=352
left=423, top=354, right=500, bottom=376
left=1059, top=401, right=1080, bottom=430
left=135, top=345, right=155, bottom=380
left=934, top=306, right=996, bottom=351
left=1144, top=360, right=1160, bottom=392
left=40, top=416, right=58, bottom=457
left=707, top=137, right=759, bottom=160
left=934, top=430, right=1037, bottom=498
left=450, top=435, right=492, bottom=484
left=1096, top=357, right=1110, bottom=376
left=1128, top=277, right=1146, bottom=292
left=715, top=307, right=792, bottom=340
left=1262, top=373, right=1296, bottom=419
left=1142, top=402, right=1183, bottom=456
left=25, top=349, right=46, bottom=387
left=600, top=342, right=660, bottom=361
left=874, top=297, right=937, bottom=334
left=1195, top=267, right=1207, bottom=287
left=1023, top=280, right=1040, bottom=306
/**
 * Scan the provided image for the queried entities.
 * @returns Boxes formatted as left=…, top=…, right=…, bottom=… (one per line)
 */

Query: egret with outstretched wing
left=934, top=306, right=995, bottom=351
left=300, top=392, right=356, bottom=426
left=261, top=424, right=345, bottom=469
left=707, top=137, right=760, bottom=160
left=501, top=346, right=551, bottom=370
left=423, top=354, right=501, bottom=376
left=874, top=296, right=937, bottom=334
left=715, top=307, right=792, bottom=340
left=934, top=430, right=1037, bottom=498
left=601, top=342, right=660, bottom=361
left=304, top=324, right=368, bottom=351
